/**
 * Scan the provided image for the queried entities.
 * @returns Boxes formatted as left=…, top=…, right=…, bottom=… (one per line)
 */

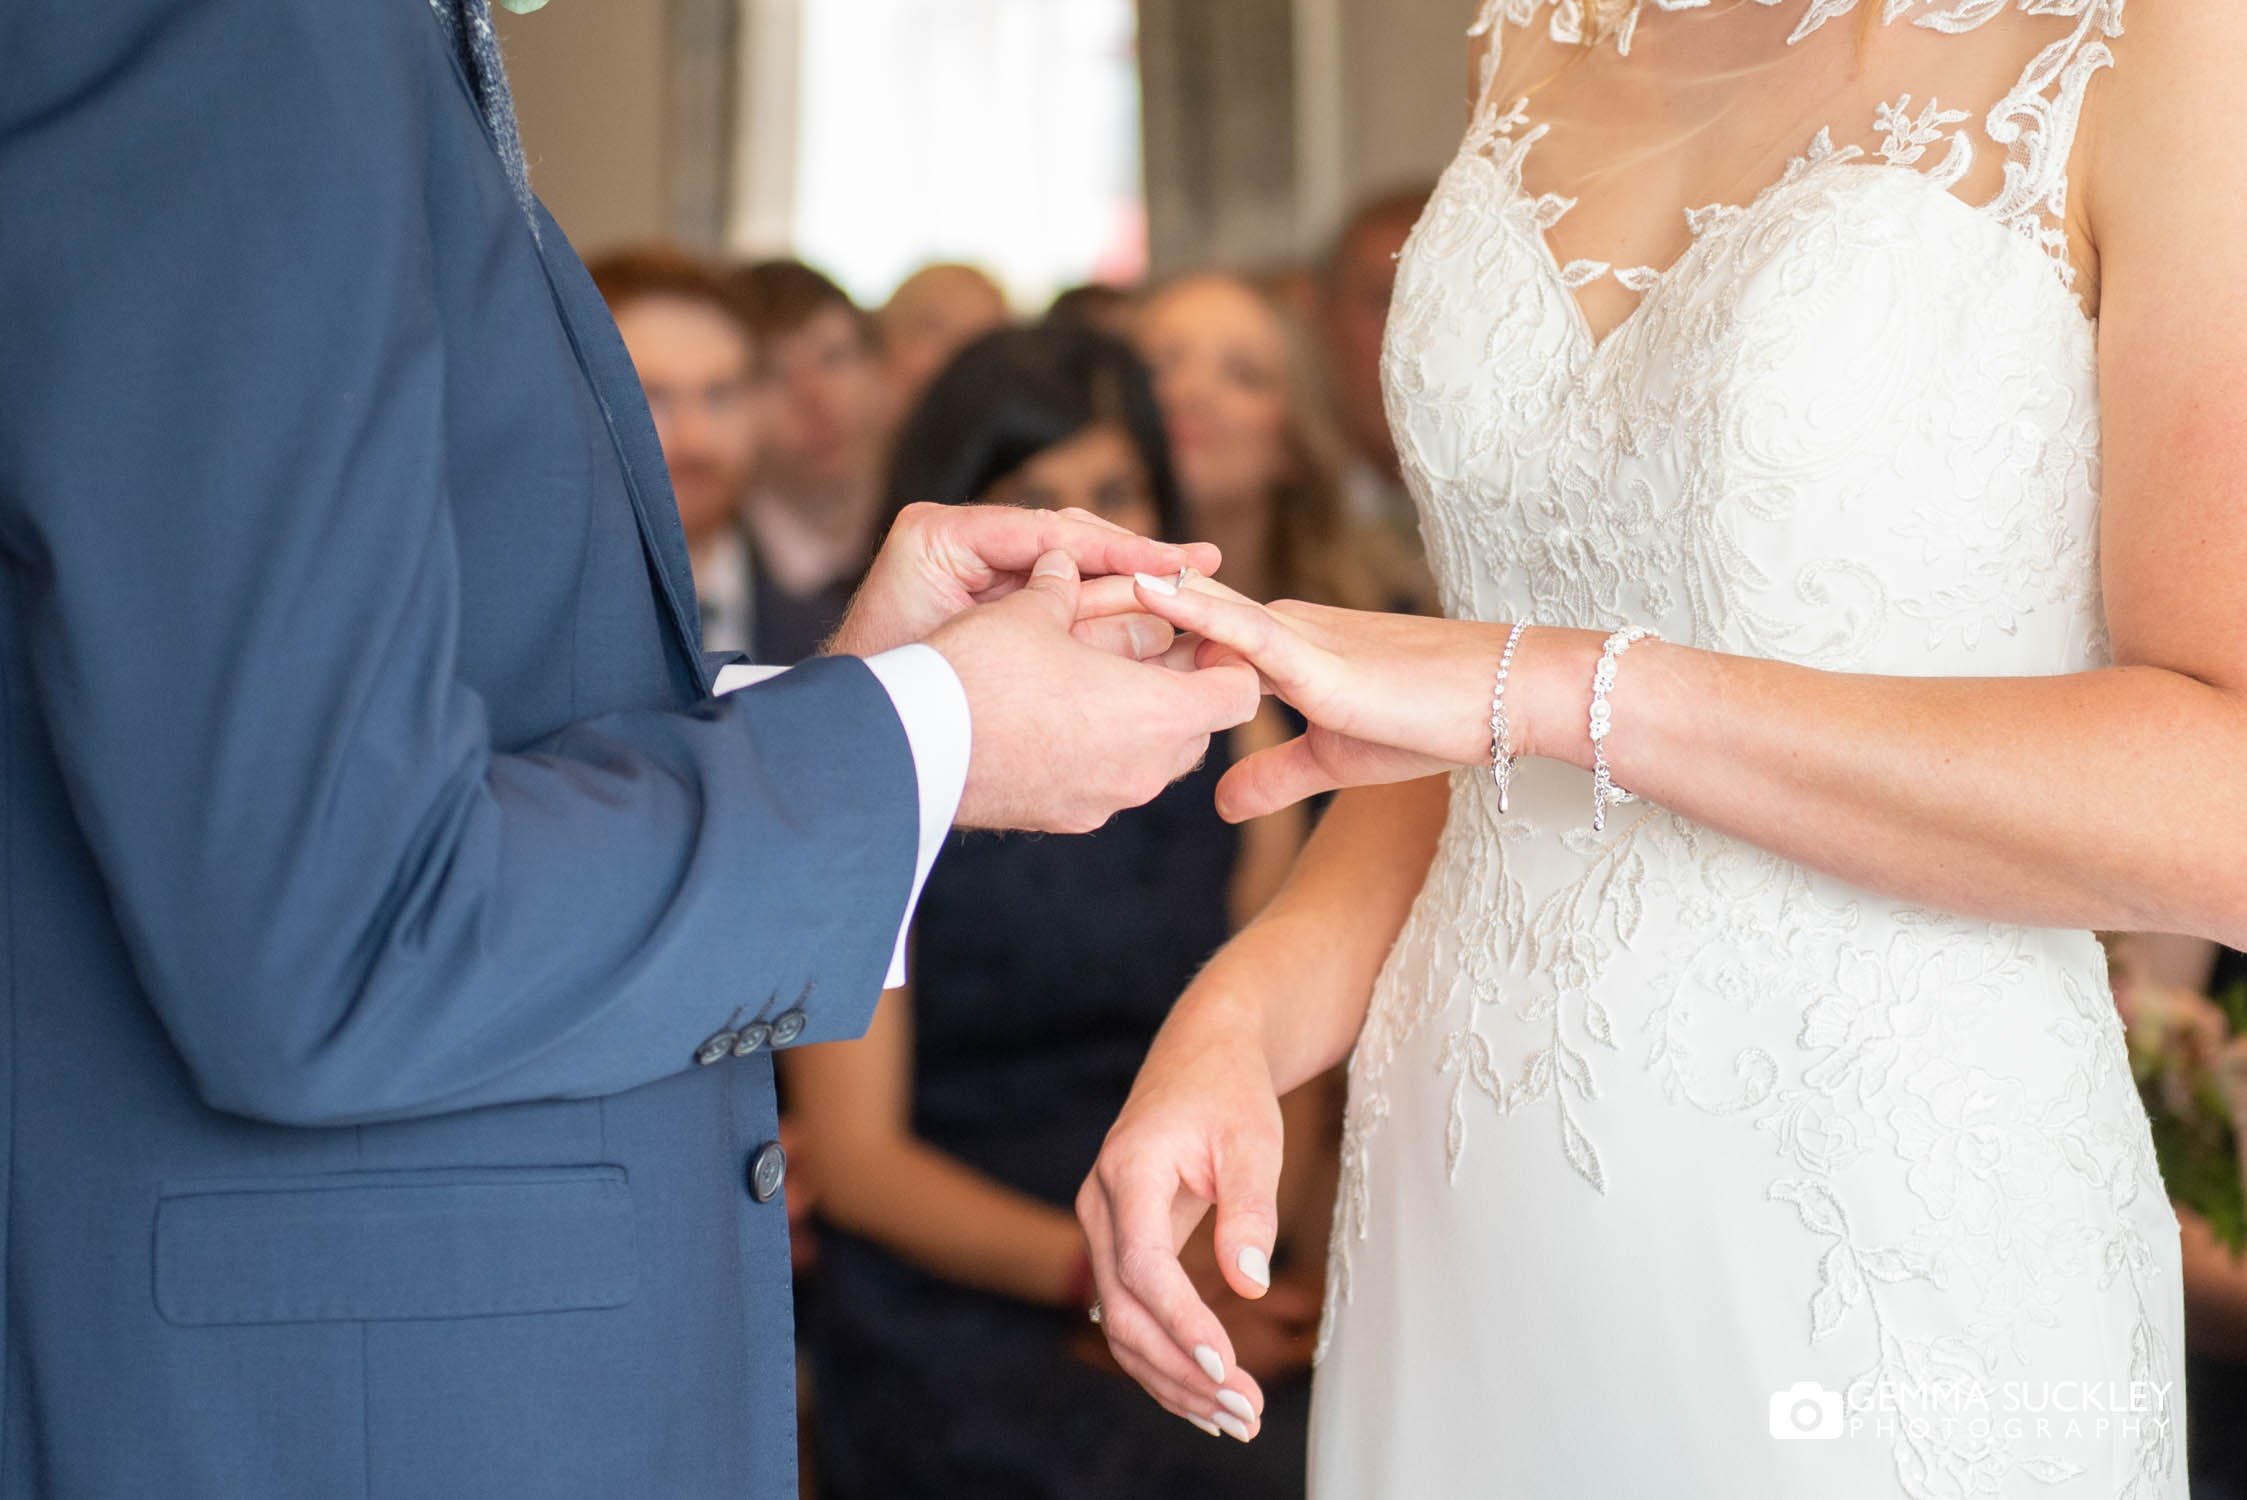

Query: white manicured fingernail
left=1193, top=1344, right=1226, bottom=1383
left=1186, top=1413, right=1223, bottom=1438
left=1134, top=570, right=1180, bottom=597
left=1238, top=1246, right=1271, bottom=1289
left=1216, top=1388, right=1255, bottom=1423
left=1213, top=1410, right=1253, bottom=1442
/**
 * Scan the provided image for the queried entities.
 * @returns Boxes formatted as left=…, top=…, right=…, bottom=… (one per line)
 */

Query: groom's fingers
left=1156, top=632, right=1205, bottom=673
left=1072, top=572, right=1153, bottom=619
left=1005, top=549, right=1082, bottom=632
left=1194, top=637, right=1274, bottom=694
left=1163, top=659, right=1264, bottom=735
left=928, top=502, right=1221, bottom=587
left=1072, top=611, right=1174, bottom=660
left=1214, top=736, right=1343, bottom=824
left=1069, top=576, right=1176, bottom=659
left=1054, top=504, right=1132, bottom=535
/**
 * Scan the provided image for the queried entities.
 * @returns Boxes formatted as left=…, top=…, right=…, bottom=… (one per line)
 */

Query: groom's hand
left=829, top=501, right=1222, bottom=660
left=928, top=550, right=1261, bottom=834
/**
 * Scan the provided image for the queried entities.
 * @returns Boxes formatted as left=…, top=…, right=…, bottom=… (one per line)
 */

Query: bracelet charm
left=1589, top=625, right=1658, bottom=832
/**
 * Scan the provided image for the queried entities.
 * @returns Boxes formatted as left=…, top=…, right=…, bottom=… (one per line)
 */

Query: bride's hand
left=1132, top=573, right=1556, bottom=820
left=1077, top=996, right=1281, bottom=1442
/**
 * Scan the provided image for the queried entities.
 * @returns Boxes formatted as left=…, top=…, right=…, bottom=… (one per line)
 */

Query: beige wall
left=494, top=1, right=671, bottom=256
left=1336, top=1, right=1473, bottom=227
left=491, top=0, right=1476, bottom=270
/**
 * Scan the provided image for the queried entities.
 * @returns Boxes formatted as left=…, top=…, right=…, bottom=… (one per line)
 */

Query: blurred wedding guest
left=1255, top=262, right=1324, bottom=332
left=784, top=324, right=1331, bottom=1499
left=1320, top=184, right=1434, bottom=555
left=2105, top=934, right=2247, bottom=1500
left=730, top=259, right=892, bottom=663
left=588, top=245, right=766, bottom=655
left=1135, top=269, right=1432, bottom=614
left=1045, top=280, right=1139, bottom=341
left=879, top=261, right=1011, bottom=415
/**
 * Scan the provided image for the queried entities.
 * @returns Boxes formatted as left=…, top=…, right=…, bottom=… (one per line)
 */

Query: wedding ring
left=1088, top=1298, right=1104, bottom=1326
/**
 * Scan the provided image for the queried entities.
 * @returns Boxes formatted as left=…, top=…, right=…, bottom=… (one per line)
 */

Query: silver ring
left=1174, top=566, right=1191, bottom=591
left=1087, top=1298, right=1104, bottom=1326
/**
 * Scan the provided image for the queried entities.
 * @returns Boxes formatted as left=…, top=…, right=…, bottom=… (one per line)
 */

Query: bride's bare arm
left=1136, top=1, right=2247, bottom=951
left=1193, top=775, right=1448, bottom=1095
left=1075, top=776, right=1446, bottom=1439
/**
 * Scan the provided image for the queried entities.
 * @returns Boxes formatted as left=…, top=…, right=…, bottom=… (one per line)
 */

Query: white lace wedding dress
left=1307, top=1, right=2185, bottom=1495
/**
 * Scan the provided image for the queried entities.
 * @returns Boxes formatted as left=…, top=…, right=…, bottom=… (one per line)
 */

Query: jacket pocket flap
left=154, top=1166, right=636, bottom=1325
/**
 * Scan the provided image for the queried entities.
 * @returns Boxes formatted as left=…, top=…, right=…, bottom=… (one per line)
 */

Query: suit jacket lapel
left=424, top=8, right=712, bottom=695
left=526, top=203, right=714, bottom=693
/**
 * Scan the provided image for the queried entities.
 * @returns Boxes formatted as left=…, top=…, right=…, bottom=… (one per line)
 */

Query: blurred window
left=738, top=0, right=1146, bottom=309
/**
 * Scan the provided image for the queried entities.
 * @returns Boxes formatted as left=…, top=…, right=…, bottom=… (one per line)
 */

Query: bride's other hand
left=1079, top=779, right=1448, bottom=1434
left=1076, top=994, right=1280, bottom=1441
left=1130, top=573, right=1591, bottom=820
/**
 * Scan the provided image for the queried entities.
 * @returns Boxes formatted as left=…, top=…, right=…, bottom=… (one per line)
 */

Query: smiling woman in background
left=1133, top=269, right=1432, bottom=618
left=780, top=323, right=1333, bottom=1498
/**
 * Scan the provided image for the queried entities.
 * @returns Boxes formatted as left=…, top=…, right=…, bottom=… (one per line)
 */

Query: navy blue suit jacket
left=0, top=2, right=918, bottom=1494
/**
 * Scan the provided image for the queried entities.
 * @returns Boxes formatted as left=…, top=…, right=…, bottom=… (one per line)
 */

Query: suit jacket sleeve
left=0, top=0, right=918, bottom=1126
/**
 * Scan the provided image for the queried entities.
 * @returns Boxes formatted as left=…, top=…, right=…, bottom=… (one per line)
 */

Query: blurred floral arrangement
left=2106, top=936, right=2247, bottom=1254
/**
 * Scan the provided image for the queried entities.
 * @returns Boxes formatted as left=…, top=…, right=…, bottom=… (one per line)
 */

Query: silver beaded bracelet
left=1589, top=624, right=1658, bottom=832
left=1489, top=621, right=1530, bottom=813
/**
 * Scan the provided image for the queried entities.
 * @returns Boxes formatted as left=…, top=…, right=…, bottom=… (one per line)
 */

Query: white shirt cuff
left=714, top=646, right=970, bottom=989
left=712, top=663, right=785, bottom=695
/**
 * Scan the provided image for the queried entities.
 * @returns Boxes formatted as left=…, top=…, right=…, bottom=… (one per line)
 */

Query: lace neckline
left=1463, top=0, right=2122, bottom=334
left=1471, top=0, right=2119, bottom=58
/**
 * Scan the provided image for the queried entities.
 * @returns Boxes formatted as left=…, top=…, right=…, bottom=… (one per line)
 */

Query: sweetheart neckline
left=1483, top=150, right=2100, bottom=362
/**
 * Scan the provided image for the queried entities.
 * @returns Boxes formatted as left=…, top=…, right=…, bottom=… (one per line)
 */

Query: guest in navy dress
left=783, top=324, right=1335, bottom=1498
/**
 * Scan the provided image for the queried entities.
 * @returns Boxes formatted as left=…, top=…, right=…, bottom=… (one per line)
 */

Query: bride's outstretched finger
left=1131, top=574, right=1329, bottom=700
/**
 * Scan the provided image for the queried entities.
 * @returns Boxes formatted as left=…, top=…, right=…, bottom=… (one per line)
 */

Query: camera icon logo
left=1769, top=1381, right=1844, bottom=1440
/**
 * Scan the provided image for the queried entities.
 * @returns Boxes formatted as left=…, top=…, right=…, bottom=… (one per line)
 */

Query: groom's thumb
left=1012, top=548, right=1080, bottom=629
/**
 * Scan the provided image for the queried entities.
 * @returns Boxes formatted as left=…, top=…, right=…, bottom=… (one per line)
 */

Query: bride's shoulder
left=2080, top=0, right=2247, bottom=311
left=2110, top=0, right=2239, bottom=65
left=2088, top=0, right=2243, bottom=199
